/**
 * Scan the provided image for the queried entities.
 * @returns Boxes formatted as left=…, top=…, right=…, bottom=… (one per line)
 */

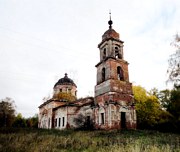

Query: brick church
left=38, top=16, right=136, bottom=130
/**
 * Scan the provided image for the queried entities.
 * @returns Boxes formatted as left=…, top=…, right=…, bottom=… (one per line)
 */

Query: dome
left=101, top=17, right=119, bottom=41
left=102, top=28, right=119, bottom=41
left=54, top=73, right=77, bottom=88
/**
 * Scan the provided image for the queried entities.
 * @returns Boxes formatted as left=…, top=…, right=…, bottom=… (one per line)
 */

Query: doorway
left=121, top=112, right=126, bottom=128
left=86, top=116, right=91, bottom=127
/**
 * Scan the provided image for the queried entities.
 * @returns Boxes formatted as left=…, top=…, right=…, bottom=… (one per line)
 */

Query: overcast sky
left=0, top=0, right=179, bottom=117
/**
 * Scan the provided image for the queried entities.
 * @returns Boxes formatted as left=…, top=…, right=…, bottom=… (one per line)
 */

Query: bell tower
left=94, top=14, right=136, bottom=129
left=95, top=14, right=136, bottom=129
left=95, top=15, right=133, bottom=102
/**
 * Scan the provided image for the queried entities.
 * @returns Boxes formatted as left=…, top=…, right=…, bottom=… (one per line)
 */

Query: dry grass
left=0, top=128, right=179, bottom=152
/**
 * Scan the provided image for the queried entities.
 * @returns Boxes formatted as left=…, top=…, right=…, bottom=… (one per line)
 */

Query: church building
left=38, top=17, right=136, bottom=130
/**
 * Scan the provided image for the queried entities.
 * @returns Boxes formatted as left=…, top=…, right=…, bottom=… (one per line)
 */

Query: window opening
left=117, top=66, right=124, bottom=81
left=101, top=113, right=105, bottom=124
left=62, top=117, right=65, bottom=127
left=59, top=118, right=61, bottom=127
left=103, top=48, right=106, bottom=59
left=115, top=47, right=122, bottom=59
left=68, top=88, right=71, bottom=93
left=115, top=47, right=119, bottom=59
left=48, top=118, right=50, bottom=128
left=102, top=68, right=105, bottom=82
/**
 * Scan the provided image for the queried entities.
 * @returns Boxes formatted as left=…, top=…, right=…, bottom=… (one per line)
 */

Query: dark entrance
left=86, top=116, right=91, bottom=126
left=85, top=116, right=93, bottom=129
left=121, top=112, right=126, bottom=128
left=101, top=113, right=105, bottom=124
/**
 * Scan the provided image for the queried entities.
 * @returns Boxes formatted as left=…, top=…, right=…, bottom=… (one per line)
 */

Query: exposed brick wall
left=96, top=58, right=130, bottom=85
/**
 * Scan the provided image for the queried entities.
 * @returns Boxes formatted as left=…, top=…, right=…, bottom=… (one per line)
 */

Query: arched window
left=117, top=66, right=124, bottom=81
left=102, top=68, right=105, bottom=82
left=115, top=47, right=122, bottom=59
left=103, top=48, right=106, bottom=59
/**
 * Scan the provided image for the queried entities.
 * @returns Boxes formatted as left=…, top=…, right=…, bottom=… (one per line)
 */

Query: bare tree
left=167, top=34, right=180, bottom=87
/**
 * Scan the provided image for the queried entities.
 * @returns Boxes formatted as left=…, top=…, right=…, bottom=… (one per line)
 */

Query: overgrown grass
left=0, top=128, right=179, bottom=152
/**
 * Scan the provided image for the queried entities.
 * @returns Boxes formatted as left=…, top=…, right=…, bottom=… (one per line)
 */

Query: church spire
left=108, top=10, right=113, bottom=29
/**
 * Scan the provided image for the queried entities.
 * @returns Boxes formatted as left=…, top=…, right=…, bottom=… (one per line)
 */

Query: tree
left=0, top=97, right=16, bottom=127
left=168, top=87, right=180, bottom=121
left=158, top=89, right=171, bottom=110
left=13, top=113, right=27, bottom=127
left=133, top=86, right=173, bottom=130
left=133, top=85, right=148, bottom=102
left=156, top=87, right=180, bottom=132
left=167, top=34, right=180, bottom=87
left=12, top=113, right=38, bottom=128
left=133, top=86, right=161, bottom=128
left=26, top=114, right=38, bottom=128
left=149, top=88, right=159, bottom=98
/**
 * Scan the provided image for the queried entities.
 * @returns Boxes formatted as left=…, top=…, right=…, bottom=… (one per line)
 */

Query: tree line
left=0, top=97, right=38, bottom=128
left=133, top=85, right=180, bottom=132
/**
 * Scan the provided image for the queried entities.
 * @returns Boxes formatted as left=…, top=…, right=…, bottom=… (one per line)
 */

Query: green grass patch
left=0, top=128, right=179, bottom=152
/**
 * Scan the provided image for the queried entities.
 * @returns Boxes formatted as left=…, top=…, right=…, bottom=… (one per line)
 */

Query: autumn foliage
left=53, top=92, right=77, bottom=102
left=133, top=85, right=180, bottom=132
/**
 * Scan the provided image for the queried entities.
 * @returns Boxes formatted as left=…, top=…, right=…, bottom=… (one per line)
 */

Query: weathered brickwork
left=38, top=18, right=136, bottom=130
left=94, top=17, right=136, bottom=130
left=93, top=105, right=136, bottom=130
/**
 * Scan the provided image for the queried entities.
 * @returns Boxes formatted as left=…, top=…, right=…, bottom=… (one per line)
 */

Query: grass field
left=0, top=128, right=180, bottom=152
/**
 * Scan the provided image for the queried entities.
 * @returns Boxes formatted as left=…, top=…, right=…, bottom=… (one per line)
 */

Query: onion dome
left=54, top=73, right=77, bottom=88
